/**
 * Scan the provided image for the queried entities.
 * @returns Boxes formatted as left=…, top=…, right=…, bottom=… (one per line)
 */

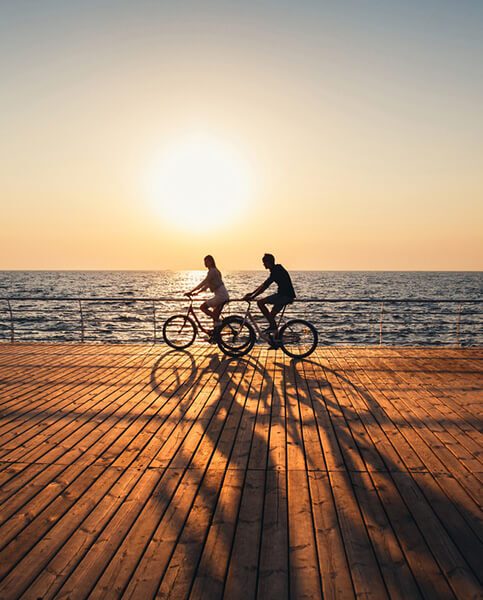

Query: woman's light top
left=204, top=267, right=224, bottom=293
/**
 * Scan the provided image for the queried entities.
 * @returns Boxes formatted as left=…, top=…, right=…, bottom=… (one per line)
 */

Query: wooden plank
left=257, top=468, right=289, bottom=599
left=391, top=471, right=481, bottom=598
left=333, top=351, right=426, bottom=474
left=20, top=354, right=232, bottom=597
left=0, top=350, right=122, bottom=444
left=372, top=353, right=482, bottom=474
left=329, top=470, right=389, bottom=598
left=0, top=344, right=481, bottom=600
left=430, top=473, right=483, bottom=543
left=299, top=356, right=347, bottom=472
left=0, top=461, right=46, bottom=504
left=285, top=356, right=322, bottom=598
left=93, top=351, right=252, bottom=598
left=348, top=351, right=483, bottom=504
left=412, top=472, right=483, bottom=578
left=0, top=463, right=67, bottom=529
left=0, top=349, right=149, bottom=462
left=1, top=348, right=186, bottom=466
left=350, top=471, right=422, bottom=598
left=382, top=353, right=483, bottom=461
left=0, top=344, right=139, bottom=417
left=325, top=350, right=407, bottom=473
left=0, top=464, right=106, bottom=587
left=314, top=360, right=367, bottom=474
left=223, top=469, right=266, bottom=599
left=155, top=468, right=226, bottom=598
left=188, top=469, right=245, bottom=599
left=23, top=466, right=155, bottom=598
left=55, top=467, right=176, bottom=599
left=293, top=361, right=328, bottom=472
left=153, top=353, right=261, bottom=598
left=324, top=352, right=390, bottom=473
left=307, top=471, right=355, bottom=599
left=247, top=351, right=273, bottom=471
left=223, top=353, right=270, bottom=598
left=393, top=350, right=482, bottom=427
left=227, top=350, right=268, bottom=472
left=0, top=352, right=195, bottom=536
left=256, top=350, right=289, bottom=600
left=370, top=471, right=456, bottom=599
left=189, top=353, right=264, bottom=598
left=53, top=350, right=230, bottom=597
left=0, top=459, right=94, bottom=551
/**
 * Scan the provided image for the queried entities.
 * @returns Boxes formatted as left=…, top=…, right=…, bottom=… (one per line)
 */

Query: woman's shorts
left=205, top=285, right=230, bottom=308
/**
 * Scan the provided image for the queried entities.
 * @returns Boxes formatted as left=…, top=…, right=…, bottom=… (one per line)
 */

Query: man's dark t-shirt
left=264, top=264, right=296, bottom=299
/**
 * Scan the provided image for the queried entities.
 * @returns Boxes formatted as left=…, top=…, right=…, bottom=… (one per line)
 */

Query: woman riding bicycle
left=185, top=255, right=230, bottom=331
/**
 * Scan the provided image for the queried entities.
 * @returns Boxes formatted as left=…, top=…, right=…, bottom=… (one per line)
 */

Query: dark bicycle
left=162, top=296, right=228, bottom=350
left=217, top=300, right=318, bottom=358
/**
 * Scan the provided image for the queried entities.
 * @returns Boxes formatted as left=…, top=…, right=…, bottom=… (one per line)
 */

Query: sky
left=1, top=0, right=482, bottom=270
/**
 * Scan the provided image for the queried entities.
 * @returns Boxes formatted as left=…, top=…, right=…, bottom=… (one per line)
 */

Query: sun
left=147, top=134, right=253, bottom=232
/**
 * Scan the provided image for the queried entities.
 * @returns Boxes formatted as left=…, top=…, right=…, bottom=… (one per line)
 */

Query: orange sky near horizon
left=1, top=1, right=482, bottom=271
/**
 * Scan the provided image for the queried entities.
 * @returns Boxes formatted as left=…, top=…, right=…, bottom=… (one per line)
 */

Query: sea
left=0, top=271, right=481, bottom=346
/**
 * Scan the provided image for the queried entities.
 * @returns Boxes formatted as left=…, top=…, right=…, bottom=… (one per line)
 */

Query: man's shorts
left=261, top=294, right=294, bottom=310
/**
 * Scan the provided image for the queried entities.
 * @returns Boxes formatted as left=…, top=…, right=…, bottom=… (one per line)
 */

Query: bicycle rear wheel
left=217, top=315, right=256, bottom=357
left=279, top=319, right=318, bottom=358
left=162, top=315, right=197, bottom=349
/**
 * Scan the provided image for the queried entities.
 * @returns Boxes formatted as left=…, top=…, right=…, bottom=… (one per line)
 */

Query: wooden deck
left=0, top=344, right=481, bottom=599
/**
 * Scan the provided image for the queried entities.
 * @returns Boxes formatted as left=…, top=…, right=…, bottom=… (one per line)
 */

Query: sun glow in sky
left=1, top=1, right=482, bottom=270
left=146, top=134, right=254, bottom=232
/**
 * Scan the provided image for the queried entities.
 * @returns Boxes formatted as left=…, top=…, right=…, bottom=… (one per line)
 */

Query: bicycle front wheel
left=162, top=315, right=197, bottom=349
left=279, top=319, right=318, bottom=358
left=217, top=315, right=256, bottom=357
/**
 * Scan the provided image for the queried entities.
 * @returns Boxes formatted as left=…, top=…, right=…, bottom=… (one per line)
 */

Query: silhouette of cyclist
left=243, top=253, right=296, bottom=333
left=185, top=255, right=230, bottom=329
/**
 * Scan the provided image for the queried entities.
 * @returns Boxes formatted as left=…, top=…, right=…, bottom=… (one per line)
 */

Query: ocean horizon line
left=1, top=268, right=482, bottom=274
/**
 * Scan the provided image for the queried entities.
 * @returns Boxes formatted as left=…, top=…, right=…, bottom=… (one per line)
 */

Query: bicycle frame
left=180, top=299, right=212, bottom=335
left=182, top=298, right=230, bottom=336
left=236, top=300, right=288, bottom=340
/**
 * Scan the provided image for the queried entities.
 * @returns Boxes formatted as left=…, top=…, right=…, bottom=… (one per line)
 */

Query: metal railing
left=0, top=296, right=481, bottom=346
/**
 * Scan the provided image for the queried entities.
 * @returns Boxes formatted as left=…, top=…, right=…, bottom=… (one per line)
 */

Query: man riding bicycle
left=243, top=253, right=296, bottom=334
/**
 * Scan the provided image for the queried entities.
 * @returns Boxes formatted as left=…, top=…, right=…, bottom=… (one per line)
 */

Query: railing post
left=152, top=301, right=157, bottom=343
left=379, top=302, right=384, bottom=345
left=7, top=300, right=14, bottom=343
left=456, top=303, right=462, bottom=347
left=79, top=300, right=85, bottom=343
